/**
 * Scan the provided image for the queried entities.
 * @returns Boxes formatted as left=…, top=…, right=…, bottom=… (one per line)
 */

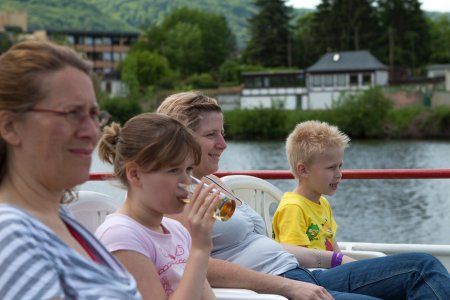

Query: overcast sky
left=287, top=0, right=450, bottom=12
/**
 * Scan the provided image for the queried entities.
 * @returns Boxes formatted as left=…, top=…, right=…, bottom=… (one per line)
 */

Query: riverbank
left=100, top=87, right=450, bottom=140
left=224, top=88, right=450, bottom=140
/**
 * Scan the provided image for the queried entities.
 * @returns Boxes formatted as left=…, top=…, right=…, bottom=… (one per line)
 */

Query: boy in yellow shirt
left=273, top=120, right=353, bottom=267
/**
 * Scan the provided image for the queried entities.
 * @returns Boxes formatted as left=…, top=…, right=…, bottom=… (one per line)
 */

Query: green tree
left=219, top=58, right=242, bottom=83
left=244, top=0, right=293, bottom=67
left=291, top=13, right=322, bottom=68
left=311, top=0, right=380, bottom=53
left=378, top=0, right=430, bottom=76
left=428, top=15, right=450, bottom=64
left=331, top=87, right=393, bottom=138
left=120, top=50, right=171, bottom=95
left=0, top=32, right=12, bottom=54
left=135, top=6, right=236, bottom=77
left=163, top=22, right=204, bottom=77
left=99, top=96, right=142, bottom=125
left=185, top=73, right=219, bottom=89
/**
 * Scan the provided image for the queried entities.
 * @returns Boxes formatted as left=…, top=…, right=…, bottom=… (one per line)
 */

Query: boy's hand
left=342, top=255, right=357, bottom=264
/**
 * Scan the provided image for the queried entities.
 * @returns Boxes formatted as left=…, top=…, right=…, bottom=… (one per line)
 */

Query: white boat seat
left=66, top=190, right=121, bottom=233
left=221, top=175, right=283, bottom=237
left=66, top=190, right=288, bottom=300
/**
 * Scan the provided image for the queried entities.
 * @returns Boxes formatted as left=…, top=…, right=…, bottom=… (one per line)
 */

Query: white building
left=240, top=50, right=389, bottom=110
left=426, top=64, right=450, bottom=79
left=100, top=72, right=129, bottom=98
left=306, top=50, right=389, bottom=109
left=240, top=70, right=308, bottom=109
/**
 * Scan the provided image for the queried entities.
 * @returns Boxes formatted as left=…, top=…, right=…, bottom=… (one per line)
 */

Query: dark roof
left=241, top=70, right=304, bottom=77
left=46, top=29, right=139, bottom=37
left=307, top=50, right=388, bottom=73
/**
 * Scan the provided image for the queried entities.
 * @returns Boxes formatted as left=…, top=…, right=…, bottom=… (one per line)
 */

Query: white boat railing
left=339, top=242, right=450, bottom=271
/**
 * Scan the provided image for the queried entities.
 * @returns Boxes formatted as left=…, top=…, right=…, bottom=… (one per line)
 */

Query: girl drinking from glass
left=96, top=113, right=219, bottom=300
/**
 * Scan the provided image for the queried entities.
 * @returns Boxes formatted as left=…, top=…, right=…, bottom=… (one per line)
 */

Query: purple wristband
left=331, top=252, right=338, bottom=268
left=336, top=252, right=344, bottom=266
left=331, top=252, right=344, bottom=268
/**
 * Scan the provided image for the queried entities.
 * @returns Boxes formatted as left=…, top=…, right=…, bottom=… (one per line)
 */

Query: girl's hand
left=186, top=181, right=220, bottom=252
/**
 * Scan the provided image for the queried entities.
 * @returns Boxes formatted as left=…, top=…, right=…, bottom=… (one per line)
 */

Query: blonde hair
left=98, top=113, right=201, bottom=187
left=286, top=120, right=350, bottom=179
left=156, top=91, right=221, bottom=130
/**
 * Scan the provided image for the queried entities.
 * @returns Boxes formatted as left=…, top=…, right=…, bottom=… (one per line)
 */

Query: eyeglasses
left=27, top=107, right=111, bottom=127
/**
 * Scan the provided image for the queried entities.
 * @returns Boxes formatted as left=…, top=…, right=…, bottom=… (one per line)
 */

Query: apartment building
left=0, top=10, right=27, bottom=32
left=47, top=29, right=138, bottom=76
left=46, top=30, right=139, bottom=96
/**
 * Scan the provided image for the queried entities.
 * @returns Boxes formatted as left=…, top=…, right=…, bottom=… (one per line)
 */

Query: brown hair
left=0, top=40, right=93, bottom=182
left=286, top=120, right=350, bottom=179
left=98, top=113, right=201, bottom=187
left=156, top=91, right=222, bottom=131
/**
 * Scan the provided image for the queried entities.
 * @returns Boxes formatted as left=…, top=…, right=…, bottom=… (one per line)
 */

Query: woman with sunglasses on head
left=0, top=41, right=140, bottom=299
left=157, top=91, right=450, bottom=300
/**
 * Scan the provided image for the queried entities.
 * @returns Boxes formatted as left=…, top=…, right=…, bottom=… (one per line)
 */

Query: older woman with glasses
left=0, top=41, right=140, bottom=299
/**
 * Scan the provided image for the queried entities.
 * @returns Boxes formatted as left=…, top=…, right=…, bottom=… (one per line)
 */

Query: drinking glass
left=180, top=176, right=239, bottom=221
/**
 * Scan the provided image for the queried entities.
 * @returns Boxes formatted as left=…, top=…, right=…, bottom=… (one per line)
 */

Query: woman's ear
left=0, top=111, right=21, bottom=146
left=126, top=163, right=142, bottom=188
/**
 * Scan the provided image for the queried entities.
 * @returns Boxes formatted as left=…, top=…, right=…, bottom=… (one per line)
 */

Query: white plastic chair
left=66, top=190, right=121, bottom=233
left=221, top=175, right=386, bottom=260
left=66, top=190, right=287, bottom=300
left=221, top=175, right=282, bottom=237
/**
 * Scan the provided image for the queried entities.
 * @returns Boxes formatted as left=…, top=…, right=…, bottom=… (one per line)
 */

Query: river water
left=80, top=139, right=450, bottom=245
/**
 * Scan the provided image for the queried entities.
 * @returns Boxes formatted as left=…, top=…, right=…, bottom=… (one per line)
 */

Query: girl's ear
left=0, top=111, right=21, bottom=146
left=126, top=163, right=142, bottom=188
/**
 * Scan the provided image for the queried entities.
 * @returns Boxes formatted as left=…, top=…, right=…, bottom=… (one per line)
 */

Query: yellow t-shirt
left=272, top=192, right=337, bottom=251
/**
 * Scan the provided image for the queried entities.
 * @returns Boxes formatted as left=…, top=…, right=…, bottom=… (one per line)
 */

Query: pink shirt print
left=158, top=245, right=188, bottom=295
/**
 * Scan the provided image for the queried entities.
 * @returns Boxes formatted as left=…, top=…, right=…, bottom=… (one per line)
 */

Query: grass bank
left=100, top=87, right=450, bottom=140
left=224, top=87, right=450, bottom=140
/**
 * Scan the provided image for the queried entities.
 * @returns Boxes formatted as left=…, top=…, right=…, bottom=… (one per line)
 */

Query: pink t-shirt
left=95, top=213, right=191, bottom=295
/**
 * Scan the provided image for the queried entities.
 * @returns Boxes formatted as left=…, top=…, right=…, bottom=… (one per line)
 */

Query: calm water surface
left=81, top=140, right=450, bottom=245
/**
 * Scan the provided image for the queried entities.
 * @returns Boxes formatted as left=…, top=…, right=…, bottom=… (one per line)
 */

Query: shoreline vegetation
left=100, top=87, right=450, bottom=141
